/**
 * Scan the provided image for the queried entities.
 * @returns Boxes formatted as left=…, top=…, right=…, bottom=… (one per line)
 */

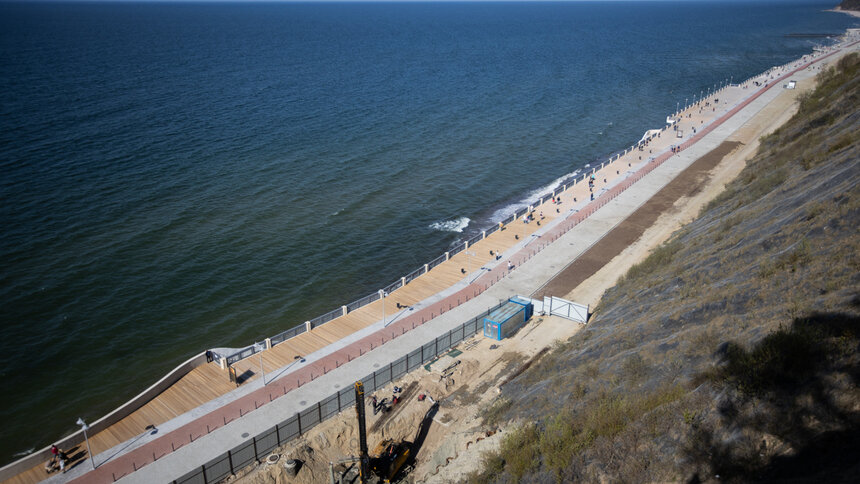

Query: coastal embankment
left=3, top=28, right=857, bottom=484
left=9, top=34, right=849, bottom=484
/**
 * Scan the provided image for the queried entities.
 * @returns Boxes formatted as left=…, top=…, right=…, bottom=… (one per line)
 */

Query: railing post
left=228, top=450, right=234, bottom=475
left=305, top=321, right=311, bottom=332
left=342, top=305, right=348, bottom=316
left=445, top=251, right=450, bottom=261
left=202, top=465, right=208, bottom=484
left=265, top=338, right=272, bottom=350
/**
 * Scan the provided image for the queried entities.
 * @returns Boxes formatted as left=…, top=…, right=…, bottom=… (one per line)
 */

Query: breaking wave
left=429, top=217, right=470, bottom=233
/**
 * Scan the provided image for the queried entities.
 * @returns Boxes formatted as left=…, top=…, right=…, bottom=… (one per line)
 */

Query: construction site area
left=227, top=313, right=582, bottom=484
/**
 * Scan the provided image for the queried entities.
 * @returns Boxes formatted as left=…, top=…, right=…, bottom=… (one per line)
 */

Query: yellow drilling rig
left=330, top=381, right=437, bottom=484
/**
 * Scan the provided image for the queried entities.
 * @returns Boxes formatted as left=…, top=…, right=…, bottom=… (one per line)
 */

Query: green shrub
left=499, top=424, right=540, bottom=480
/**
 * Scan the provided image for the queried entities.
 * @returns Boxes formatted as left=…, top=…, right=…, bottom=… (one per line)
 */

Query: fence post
left=202, top=465, right=209, bottom=484
left=228, top=450, right=234, bottom=475
left=297, top=413, right=302, bottom=436
left=253, top=437, right=259, bottom=462
left=318, top=401, right=322, bottom=423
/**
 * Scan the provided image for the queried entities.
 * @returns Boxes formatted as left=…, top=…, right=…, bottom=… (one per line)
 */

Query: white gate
left=521, top=296, right=588, bottom=323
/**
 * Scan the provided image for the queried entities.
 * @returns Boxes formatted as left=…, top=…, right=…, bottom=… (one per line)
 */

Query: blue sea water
left=0, top=0, right=855, bottom=463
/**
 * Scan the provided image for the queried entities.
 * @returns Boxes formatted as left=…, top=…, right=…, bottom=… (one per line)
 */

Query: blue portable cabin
left=483, top=298, right=534, bottom=341
left=509, top=296, right=534, bottom=320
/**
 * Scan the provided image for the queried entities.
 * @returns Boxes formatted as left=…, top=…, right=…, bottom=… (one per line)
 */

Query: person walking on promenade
left=58, top=450, right=68, bottom=473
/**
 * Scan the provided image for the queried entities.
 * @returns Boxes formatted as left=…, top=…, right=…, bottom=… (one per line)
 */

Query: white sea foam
left=488, top=170, right=580, bottom=223
left=429, top=217, right=470, bottom=233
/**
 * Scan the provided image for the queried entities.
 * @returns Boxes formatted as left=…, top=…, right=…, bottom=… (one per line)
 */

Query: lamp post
left=76, top=418, right=95, bottom=469
left=379, top=289, right=387, bottom=326
left=254, top=343, right=266, bottom=385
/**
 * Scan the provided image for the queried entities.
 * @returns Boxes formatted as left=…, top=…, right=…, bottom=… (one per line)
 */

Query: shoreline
left=3, top=29, right=856, bottom=484
left=827, top=7, right=860, bottom=18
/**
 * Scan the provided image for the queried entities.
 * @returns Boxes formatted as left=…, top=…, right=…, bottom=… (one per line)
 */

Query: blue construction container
left=483, top=298, right=534, bottom=341
left=509, top=296, right=534, bottom=321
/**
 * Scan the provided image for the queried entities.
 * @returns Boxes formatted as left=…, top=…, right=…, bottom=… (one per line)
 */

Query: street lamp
left=379, top=289, right=387, bottom=326
left=253, top=343, right=266, bottom=385
left=76, top=418, right=95, bottom=469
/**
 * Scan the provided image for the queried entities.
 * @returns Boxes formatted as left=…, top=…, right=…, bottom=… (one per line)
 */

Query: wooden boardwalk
left=3, top=76, right=766, bottom=484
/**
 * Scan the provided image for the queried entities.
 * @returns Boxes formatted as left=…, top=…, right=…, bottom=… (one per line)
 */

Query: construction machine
left=331, top=381, right=437, bottom=484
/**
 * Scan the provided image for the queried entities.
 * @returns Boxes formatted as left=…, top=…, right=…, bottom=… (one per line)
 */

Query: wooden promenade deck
left=3, top=64, right=785, bottom=484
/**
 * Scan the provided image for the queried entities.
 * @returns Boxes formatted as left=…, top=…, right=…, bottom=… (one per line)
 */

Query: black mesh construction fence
left=172, top=302, right=503, bottom=484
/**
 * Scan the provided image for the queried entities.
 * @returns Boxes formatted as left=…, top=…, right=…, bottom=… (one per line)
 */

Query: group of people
left=45, top=444, right=69, bottom=474
left=370, top=385, right=403, bottom=415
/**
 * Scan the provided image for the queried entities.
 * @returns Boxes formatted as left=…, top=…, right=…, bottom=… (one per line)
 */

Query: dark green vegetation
left=468, top=54, right=860, bottom=483
left=839, top=0, right=860, bottom=12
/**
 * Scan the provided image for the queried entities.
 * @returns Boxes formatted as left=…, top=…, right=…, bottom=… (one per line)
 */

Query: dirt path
left=558, top=77, right=811, bottom=307
left=533, top=140, right=743, bottom=300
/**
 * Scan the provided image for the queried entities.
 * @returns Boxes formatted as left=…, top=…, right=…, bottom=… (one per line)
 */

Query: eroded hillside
left=469, top=53, right=860, bottom=483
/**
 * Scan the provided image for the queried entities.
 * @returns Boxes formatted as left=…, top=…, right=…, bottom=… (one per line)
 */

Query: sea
left=0, top=0, right=855, bottom=464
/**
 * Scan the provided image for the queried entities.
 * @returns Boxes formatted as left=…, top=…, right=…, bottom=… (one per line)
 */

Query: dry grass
left=466, top=54, right=860, bottom=483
